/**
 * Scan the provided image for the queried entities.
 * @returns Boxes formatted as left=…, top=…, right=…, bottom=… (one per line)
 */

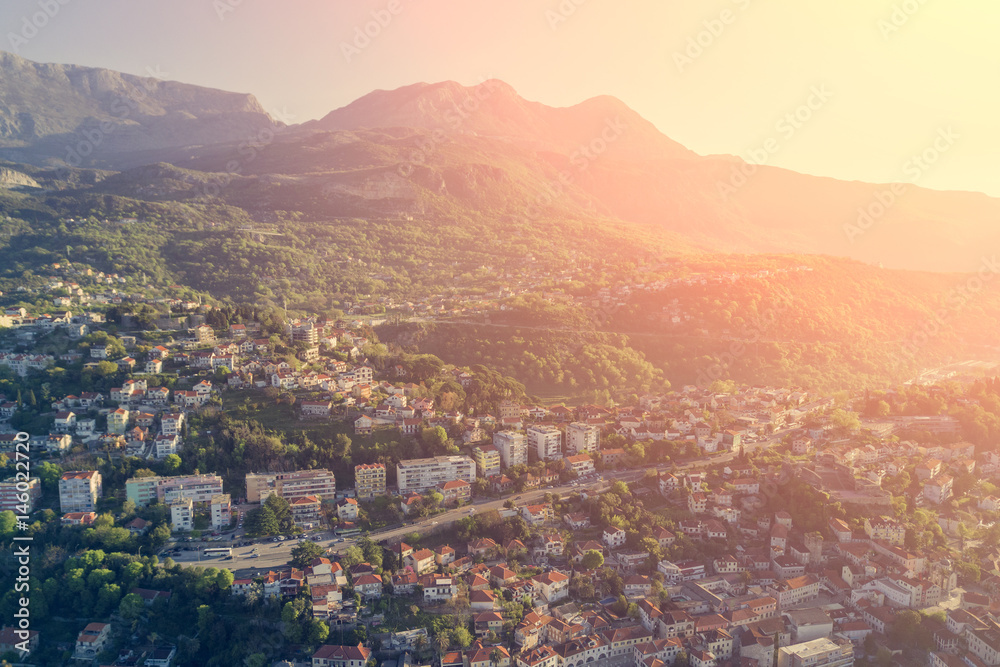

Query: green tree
left=163, top=454, right=182, bottom=475
left=0, top=511, right=16, bottom=538
left=581, top=550, right=604, bottom=570
left=119, top=592, right=145, bottom=621
left=291, top=540, right=326, bottom=568
left=451, top=626, right=473, bottom=648
left=421, top=426, right=449, bottom=454
left=341, top=546, right=365, bottom=569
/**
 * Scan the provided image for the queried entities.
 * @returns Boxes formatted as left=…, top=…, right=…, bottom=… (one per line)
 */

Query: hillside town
left=1, top=296, right=999, bottom=667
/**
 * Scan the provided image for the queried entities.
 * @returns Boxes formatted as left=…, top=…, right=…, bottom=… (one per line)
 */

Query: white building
left=154, top=434, right=179, bottom=459
left=566, top=422, right=600, bottom=455
left=494, top=431, right=527, bottom=468
left=59, top=470, right=102, bottom=513
left=527, top=425, right=563, bottom=462
left=210, top=494, right=231, bottom=530
left=396, top=456, right=476, bottom=494
left=776, top=637, right=853, bottom=667
left=170, top=497, right=194, bottom=531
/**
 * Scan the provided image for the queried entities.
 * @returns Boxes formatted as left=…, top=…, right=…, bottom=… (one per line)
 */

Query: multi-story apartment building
left=125, top=474, right=224, bottom=507
left=354, top=463, right=386, bottom=499
left=59, top=470, right=102, bottom=513
left=566, top=422, right=600, bottom=455
left=776, top=636, right=853, bottom=667
left=527, top=425, right=563, bottom=461
left=565, top=454, right=596, bottom=477
left=494, top=431, right=527, bottom=468
left=966, top=621, right=1000, bottom=666
left=289, top=495, right=322, bottom=527
left=924, top=475, right=954, bottom=504
left=472, top=444, right=502, bottom=478
left=154, top=434, right=179, bottom=459
left=864, top=516, right=905, bottom=546
left=170, top=497, right=194, bottom=531
left=245, top=469, right=337, bottom=503
left=107, top=407, right=129, bottom=434
left=161, top=413, right=184, bottom=436
left=210, top=494, right=232, bottom=529
left=0, top=477, right=40, bottom=514
left=396, top=456, right=475, bottom=494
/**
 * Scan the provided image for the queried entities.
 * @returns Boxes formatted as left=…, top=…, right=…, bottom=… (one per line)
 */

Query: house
left=470, top=589, right=499, bottom=610
left=475, top=611, right=505, bottom=637
left=422, top=576, right=458, bottom=603
left=353, top=573, right=383, bottom=599
left=405, top=548, right=437, bottom=575
left=468, top=537, right=498, bottom=558
left=312, top=643, right=372, bottom=667
left=490, top=565, right=518, bottom=587
left=522, top=503, right=554, bottom=525
left=354, top=415, right=374, bottom=435
left=301, top=400, right=332, bottom=418
left=54, top=410, right=76, bottom=432
left=653, top=526, right=676, bottom=549
left=924, top=475, right=954, bottom=504
left=564, top=512, right=591, bottom=530
left=0, top=626, right=39, bottom=656
left=126, top=517, right=149, bottom=535
left=74, top=622, right=111, bottom=660
left=603, top=527, right=627, bottom=549
left=624, top=575, right=653, bottom=598
left=438, top=479, right=472, bottom=503
left=391, top=571, right=418, bottom=594
left=336, top=498, right=359, bottom=522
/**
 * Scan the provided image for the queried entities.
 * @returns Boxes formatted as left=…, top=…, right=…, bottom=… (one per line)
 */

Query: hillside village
left=2, top=291, right=1000, bottom=667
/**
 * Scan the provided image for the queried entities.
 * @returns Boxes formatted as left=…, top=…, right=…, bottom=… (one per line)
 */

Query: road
left=169, top=445, right=777, bottom=577
left=169, top=477, right=615, bottom=576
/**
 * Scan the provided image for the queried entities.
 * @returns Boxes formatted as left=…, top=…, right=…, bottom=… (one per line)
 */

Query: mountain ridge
left=3, top=52, right=1000, bottom=273
left=0, top=50, right=278, bottom=167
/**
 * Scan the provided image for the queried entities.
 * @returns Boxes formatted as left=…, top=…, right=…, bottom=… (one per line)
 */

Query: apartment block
left=125, top=474, right=224, bottom=507
left=527, top=425, right=563, bottom=462
left=211, top=493, right=232, bottom=530
left=354, top=463, right=386, bottom=499
left=289, top=495, right=322, bottom=527
left=566, top=422, right=600, bottom=455
left=494, top=431, right=527, bottom=468
left=245, top=469, right=337, bottom=503
left=397, top=456, right=475, bottom=494
left=473, top=444, right=502, bottom=478
left=170, top=497, right=194, bottom=531
left=776, top=637, right=853, bottom=667
left=59, top=470, right=102, bottom=513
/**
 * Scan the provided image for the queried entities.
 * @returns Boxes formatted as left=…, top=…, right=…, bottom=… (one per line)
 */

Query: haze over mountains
left=1, top=50, right=998, bottom=273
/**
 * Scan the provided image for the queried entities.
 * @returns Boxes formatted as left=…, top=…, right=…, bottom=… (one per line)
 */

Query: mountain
left=306, top=80, right=697, bottom=162
left=0, top=50, right=278, bottom=168
left=283, top=80, right=1000, bottom=273
left=2, top=53, right=1000, bottom=273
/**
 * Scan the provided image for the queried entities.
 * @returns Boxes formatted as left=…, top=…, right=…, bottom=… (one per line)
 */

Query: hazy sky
left=2, top=0, right=997, bottom=195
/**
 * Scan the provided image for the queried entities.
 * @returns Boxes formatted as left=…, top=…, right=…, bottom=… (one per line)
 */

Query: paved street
left=169, top=445, right=772, bottom=576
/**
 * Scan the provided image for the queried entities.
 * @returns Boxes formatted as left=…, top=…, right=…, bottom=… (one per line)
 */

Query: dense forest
left=3, top=162, right=1000, bottom=397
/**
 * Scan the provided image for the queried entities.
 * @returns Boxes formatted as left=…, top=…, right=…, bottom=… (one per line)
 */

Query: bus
left=204, top=547, right=232, bottom=557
